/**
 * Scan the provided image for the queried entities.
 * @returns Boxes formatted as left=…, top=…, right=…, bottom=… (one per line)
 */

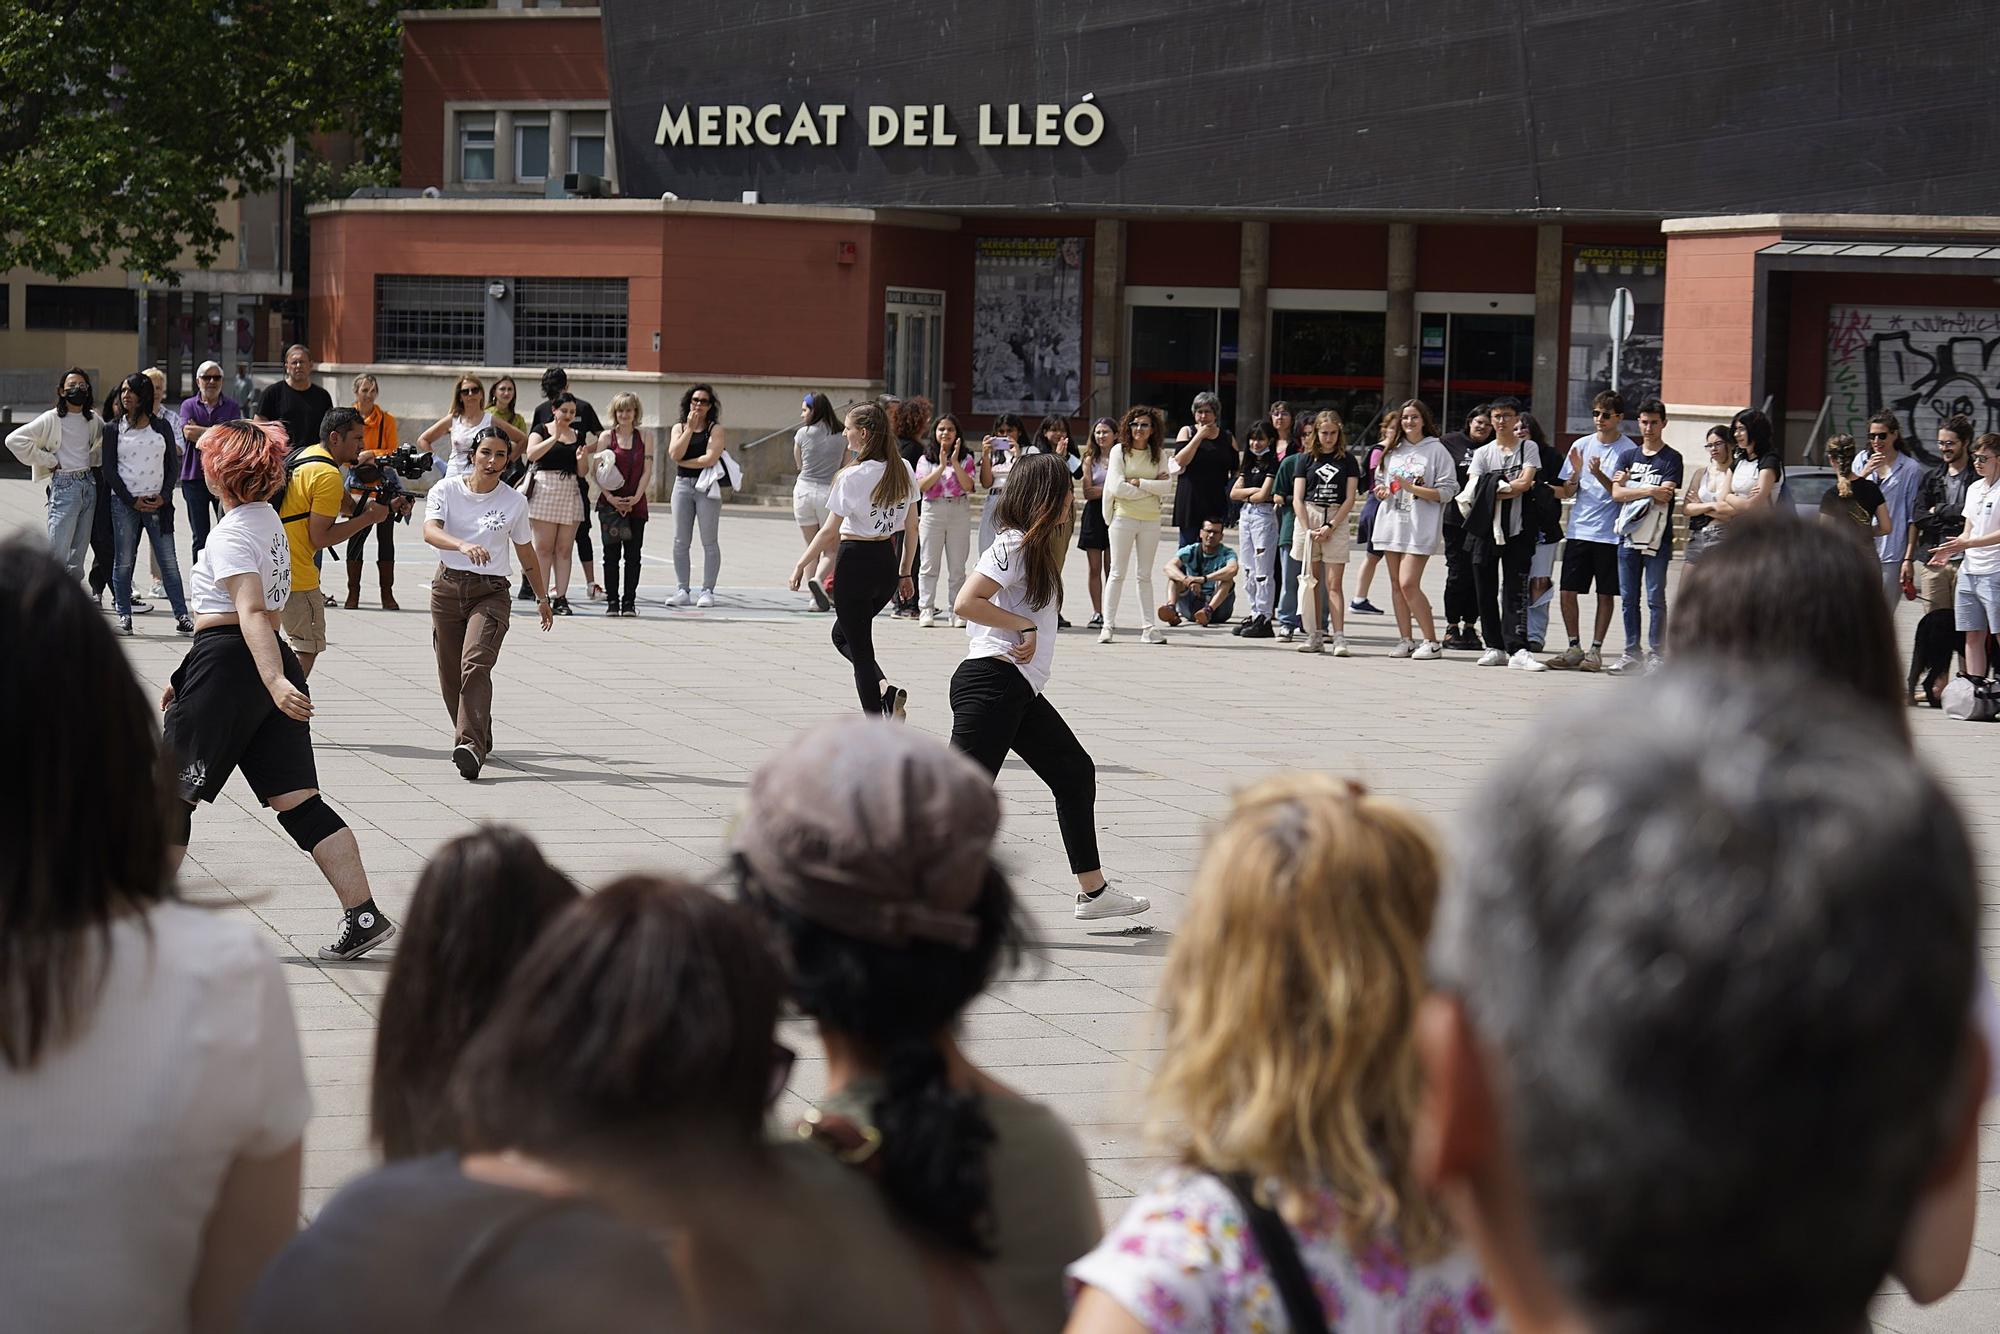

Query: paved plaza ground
left=5, top=475, right=1997, bottom=1330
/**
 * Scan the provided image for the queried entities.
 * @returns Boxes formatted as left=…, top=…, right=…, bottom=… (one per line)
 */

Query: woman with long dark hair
left=524, top=392, right=588, bottom=615
left=975, top=411, right=1027, bottom=554
left=916, top=411, right=977, bottom=627
left=102, top=371, right=193, bottom=635
left=370, top=827, right=578, bottom=1161
left=734, top=720, right=1103, bottom=1332
left=5, top=367, right=100, bottom=579
left=0, top=536, right=308, bottom=1334
left=1077, top=416, right=1115, bottom=627
left=1347, top=409, right=1395, bottom=617
left=791, top=403, right=919, bottom=716
left=892, top=397, right=936, bottom=619
left=953, top=453, right=1150, bottom=921
left=668, top=383, right=726, bottom=607
left=793, top=391, right=846, bottom=609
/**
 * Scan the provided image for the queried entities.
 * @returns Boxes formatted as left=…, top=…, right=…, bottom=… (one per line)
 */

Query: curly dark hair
left=680, top=384, right=721, bottom=425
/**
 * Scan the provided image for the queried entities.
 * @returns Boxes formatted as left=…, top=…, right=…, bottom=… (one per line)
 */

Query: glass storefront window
left=1417, top=312, right=1534, bottom=432
left=1269, top=309, right=1386, bottom=439
left=1129, top=306, right=1238, bottom=435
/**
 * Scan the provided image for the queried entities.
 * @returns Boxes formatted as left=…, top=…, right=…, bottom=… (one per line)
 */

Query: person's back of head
left=1150, top=771, right=1447, bottom=1258
left=1421, top=665, right=1984, bottom=1334
left=371, top=827, right=579, bottom=1160
left=0, top=537, right=173, bottom=1070
left=1671, top=508, right=1905, bottom=737
left=451, top=874, right=781, bottom=1170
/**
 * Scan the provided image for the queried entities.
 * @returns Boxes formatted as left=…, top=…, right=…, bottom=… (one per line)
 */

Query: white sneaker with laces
left=669, top=587, right=693, bottom=607
left=1140, top=627, right=1166, bottom=645
left=1477, top=647, right=1507, bottom=667
left=918, top=610, right=937, bottom=628
left=1075, top=885, right=1151, bottom=920
left=695, top=590, right=715, bottom=608
left=1391, top=638, right=1415, bottom=659
left=1096, top=626, right=1114, bottom=644
left=1605, top=653, right=1641, bottom=675
left=1330, top=635, right=1351, bottom=657
left=1509, top=649, right=1549, bottom=672
left=1411, top=640, right=1442, bottom=661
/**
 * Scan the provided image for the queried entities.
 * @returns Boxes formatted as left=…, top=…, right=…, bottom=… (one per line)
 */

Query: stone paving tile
left=6, top=480, right=1998, bottom=1330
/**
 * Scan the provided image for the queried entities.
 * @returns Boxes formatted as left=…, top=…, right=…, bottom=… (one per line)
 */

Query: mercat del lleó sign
left=655, top=101, right=1106, bottom=149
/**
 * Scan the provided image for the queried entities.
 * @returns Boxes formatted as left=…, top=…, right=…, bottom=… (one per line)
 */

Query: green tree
left=0, top=0, right=468, bottom=281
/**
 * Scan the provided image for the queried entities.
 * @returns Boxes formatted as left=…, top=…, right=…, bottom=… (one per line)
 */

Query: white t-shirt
left=188, top=502, right=290, bottom=617
left=115, top=417, right=168, bottom=498
left=57, top=411, right=91, bottom=471
left=0, top=901, right=309, bottom=1334
left=827, top=458, right=920, bottom=538
left=426, top=475, right=533, bottom=576
left=445, top=412, right=494, bottom=478
left=1961, top=476, right=2000, bottom=578
left=964, top=527, right=1057, bottom=693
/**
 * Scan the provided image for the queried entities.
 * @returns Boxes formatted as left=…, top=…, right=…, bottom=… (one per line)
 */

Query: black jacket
left=101, top=416, right=181, bottom=509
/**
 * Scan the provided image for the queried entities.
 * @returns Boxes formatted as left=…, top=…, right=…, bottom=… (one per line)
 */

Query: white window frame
left=513, top=114, right=550, bottom=183
left=458, top=112, right=496, bottom=183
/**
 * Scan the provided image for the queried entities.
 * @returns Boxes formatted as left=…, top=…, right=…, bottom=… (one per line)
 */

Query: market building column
left=1236, top=221, right=1270, bottom=439
left=1385, top=223, right=1416, bottom=403
left=1090, top=219, right=1124, bottom=421
left=1533, top=224, right=1562, bottom=423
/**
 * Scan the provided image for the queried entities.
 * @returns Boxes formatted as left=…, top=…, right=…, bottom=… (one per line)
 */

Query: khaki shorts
left=281, top=589, right=327, bottom=655
left=1291, top=504, right=1353, bottom=565
left=1921, top=560, right=1958, bottom=611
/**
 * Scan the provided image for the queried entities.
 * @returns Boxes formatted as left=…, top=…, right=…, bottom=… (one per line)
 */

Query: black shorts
left=162, top=627, right=318, bottom=807
left=1559, top=539, right=1621, bottom=595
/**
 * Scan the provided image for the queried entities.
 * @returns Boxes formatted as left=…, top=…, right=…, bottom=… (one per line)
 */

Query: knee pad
left=276, top=795, right=347, bottom=853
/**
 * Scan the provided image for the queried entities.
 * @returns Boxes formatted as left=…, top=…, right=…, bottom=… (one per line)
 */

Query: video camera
left=348, top=447, right=434, bottom=524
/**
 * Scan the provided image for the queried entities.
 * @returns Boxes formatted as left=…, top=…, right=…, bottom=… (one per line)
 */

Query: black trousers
left=830, top=539, right=900, bottom=713
left=345, top=519, right=395, bottom=562
left=1442, top=522, right=1477, bottom=629
left=949, top=656, right=1100, bottom=875
left=88, top=468, right=114, bottom=596
left=601, top=514, right=647, bottom=603
left=893, top=521, right=921, bottom=613
left=573, top=475, right=595, bottom=564
left=1474, top=533, right=1536, bottom=655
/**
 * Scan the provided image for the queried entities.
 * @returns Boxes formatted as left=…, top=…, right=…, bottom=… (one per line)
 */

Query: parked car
left=1779, top=466, right=1839, bottom=518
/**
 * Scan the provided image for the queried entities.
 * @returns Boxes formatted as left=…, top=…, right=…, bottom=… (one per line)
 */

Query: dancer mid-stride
left=791, top=402, right=919, bottom=716
left=950, top=453, right=1151, bottom=922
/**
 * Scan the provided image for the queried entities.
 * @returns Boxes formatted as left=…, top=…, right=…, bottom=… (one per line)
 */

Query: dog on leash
left=1909, top=608, right=1965, bottom=707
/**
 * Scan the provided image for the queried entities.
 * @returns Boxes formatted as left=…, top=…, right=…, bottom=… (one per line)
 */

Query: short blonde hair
left=1148, top=772, right=1449, bottom=1259
left=606, top=392, right=643, bottom=427
left=352, top=372, right=379, bottom=394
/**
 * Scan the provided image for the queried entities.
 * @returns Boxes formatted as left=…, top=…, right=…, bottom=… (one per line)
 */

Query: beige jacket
left=6, top=407, right=102, bottom=483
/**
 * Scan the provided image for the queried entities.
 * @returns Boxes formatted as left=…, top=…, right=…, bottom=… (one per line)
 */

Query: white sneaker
left=1330, top=635, right=1351, bottom=657
left=669, top=587, right=693, bottom=607
left=1391, top=638, right=1415, bottom=659
left=1140, top=627, right=1166, bottom=645
left=1411, top=640, right=1442, bottom=661
left=1477, top=647, right=1507, bottom=667
left=949, top=615, right=965, bottom=629
left=1075, top=885, right=1151, bottom=920
left=1097, top=626, right=1115, bottom=644
left=918, top=610, right=937, bottom=628
left=695, top=589, right=715, bottom=609
left=1604, top=653, right=1641, bottom=675
left=1509, top=649, right=1549, bottom=672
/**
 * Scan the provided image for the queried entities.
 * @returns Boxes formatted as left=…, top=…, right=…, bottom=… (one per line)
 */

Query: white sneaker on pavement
left=1477, top=647, right=1507, bottom=667
left=1075, top=885, right=1150, bottom=920
left=1509, top=649, right=1549, bottom=672
left=1330, top=635, right=1351, bottom=657
left=1097, top=626, right=1115, bottom=644
left=1140, top=627, right=1166, bottom=645
left=1605, top=653, right=1641, bottom=675
left=696, top=589, right=715, bottom=608
left=1410, top=640, right=1442, bottom=661
left=1391, top=638, right=1415, bottom=658
left=669, top=587, right=693, bottom=607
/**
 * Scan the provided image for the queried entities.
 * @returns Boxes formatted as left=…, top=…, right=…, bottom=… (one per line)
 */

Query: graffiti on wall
left=1827, top=306, right=2000, bottom=446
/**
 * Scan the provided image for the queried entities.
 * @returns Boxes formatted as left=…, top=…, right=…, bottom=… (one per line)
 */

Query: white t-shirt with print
left=427, top=475, right=533, bottom=577
left=827, top=458, right=920, bottom=538
left=115, top=418, right=168, bottom=498
left=1961, top=476, right=2000, bottom=578
left=964, top=526, right=1058, bottom=694
left=188, top=501, right=291, bottom=617
left=0, top=901, right=309, bottom=1334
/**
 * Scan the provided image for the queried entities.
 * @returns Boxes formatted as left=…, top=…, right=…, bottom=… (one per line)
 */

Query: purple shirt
left=179, top=393, right=243, bottom=480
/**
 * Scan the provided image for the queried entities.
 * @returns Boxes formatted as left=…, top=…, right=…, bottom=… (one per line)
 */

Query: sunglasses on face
left=691, top=396, right=714, bottom=405
left=198, top=374, right=221, bottom=382
left=1869, top=432, right=1890, bottom=441
left=1592, top=410, right=1617, bottom=419
left=1977, top=453, right=1999, bottom=464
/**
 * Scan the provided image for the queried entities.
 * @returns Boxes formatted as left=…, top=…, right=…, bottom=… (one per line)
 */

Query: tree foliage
left=0, top=0, right=463, bottom=281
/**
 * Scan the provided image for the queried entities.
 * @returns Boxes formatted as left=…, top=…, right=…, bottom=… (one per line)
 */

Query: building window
left=514, top=115, right=550, bottom=182
left=375, top=276, right=485, bottom=364
left=0, top=283, right=9, bottom=329
left=515, top=278, right=627, bottom=367
left=459, top=113, right=496, bottom=182
left=568, top=112, right=606, bottom=177
left=1270, top=309, right=1387, bottom=436
left=26, top=284, right=137, bottom=332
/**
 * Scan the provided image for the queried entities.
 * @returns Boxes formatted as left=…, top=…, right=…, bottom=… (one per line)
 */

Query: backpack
left=1941, top=674, right=1999, bottom=722
left=269, top=445, right=340, bottom=524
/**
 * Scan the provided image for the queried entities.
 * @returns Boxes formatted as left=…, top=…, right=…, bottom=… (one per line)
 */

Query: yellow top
left=1108, top=444, right=1168, bottom=523
left=280, top=444, right=344, bottom=592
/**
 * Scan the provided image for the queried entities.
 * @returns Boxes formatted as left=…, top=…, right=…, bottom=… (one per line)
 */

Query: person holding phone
left=975, top=412, right=1027, bottom=554
left=916, top=412, right=978, bottom=627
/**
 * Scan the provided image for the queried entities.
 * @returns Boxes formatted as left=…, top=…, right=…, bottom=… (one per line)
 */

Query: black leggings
left=601, top=514, right=647, bottom=603
left=830, top=539, right=900, bottom=713
left=949, top=656, right=1099, bottom=875
left=573, top=476, right=594, bottom=563
left=345, top=519, right=395, bottom=562
left=1474, top=533, right=1536, bottom=655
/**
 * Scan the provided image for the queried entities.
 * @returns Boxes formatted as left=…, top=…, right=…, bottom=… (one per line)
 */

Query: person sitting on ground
left=734, top=720, right=1103, bottom=1333
left=370, top=826, right=579, bottom=1161
left=1416, top=665, right=1988, bottom=1334
left=1066, top=772, right=1498, bottom=1334
left=1158, top=516, right=1239, bottom=628
left=0, top=537, right=308, bottom=1334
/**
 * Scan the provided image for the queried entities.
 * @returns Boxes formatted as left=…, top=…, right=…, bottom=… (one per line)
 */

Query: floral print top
left=1067, top=1168, right=1501, bottom=1333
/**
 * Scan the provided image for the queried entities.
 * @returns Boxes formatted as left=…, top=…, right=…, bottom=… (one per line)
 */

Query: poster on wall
left=1564, top=246, right=1665, bottom=434
left=1826, top=306, right=2000, bottom=448
left=972, top=236, right=1085, bottom=416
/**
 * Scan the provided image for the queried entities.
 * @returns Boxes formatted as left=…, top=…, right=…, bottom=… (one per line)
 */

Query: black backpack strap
left=277, top=446, right=339, bottom=523
left=1217, top=1173, right=1329, bottom=1334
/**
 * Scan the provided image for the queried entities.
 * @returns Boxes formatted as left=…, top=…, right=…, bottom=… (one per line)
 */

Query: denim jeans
left=1276, top=547, right=1327, bottom=633
left=111, top=494, right=188, bottom=619
left=45, top=470, right=97, bottom=580
left=1618, top=543, right=1672, bottom=655
left=1526, top=540, right=1557, bottom=648
left=671, top=475, right=721, bottom=592
left=180, top=476, right=221, bottom=557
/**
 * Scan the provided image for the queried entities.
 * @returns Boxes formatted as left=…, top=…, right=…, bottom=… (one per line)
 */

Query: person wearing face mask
left=102, top=373, right=193, bottom=636
left=7, top=369, right=103, bottom=580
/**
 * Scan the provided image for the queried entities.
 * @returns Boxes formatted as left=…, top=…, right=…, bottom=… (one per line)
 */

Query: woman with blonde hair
left=1290, top=409, right=1361, bottom=655
left=416, top=373, right=526, bottom=480
left=1819, top=433, right=1890, bottom=538
left=1100, top=405, right=1175, bottom=645
left=1066, top=773, right=1494, bottom=1332
left=595, top=391, right=651, bottom=617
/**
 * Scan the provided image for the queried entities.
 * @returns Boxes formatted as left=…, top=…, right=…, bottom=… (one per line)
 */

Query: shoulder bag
left=1217, top=1172, right=1329, bottom=1334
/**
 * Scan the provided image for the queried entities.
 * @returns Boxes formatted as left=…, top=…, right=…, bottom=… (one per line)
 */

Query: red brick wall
left=1661, top=231, right=1776, bottom=407
left=401, top=14, right=609, bottom=188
